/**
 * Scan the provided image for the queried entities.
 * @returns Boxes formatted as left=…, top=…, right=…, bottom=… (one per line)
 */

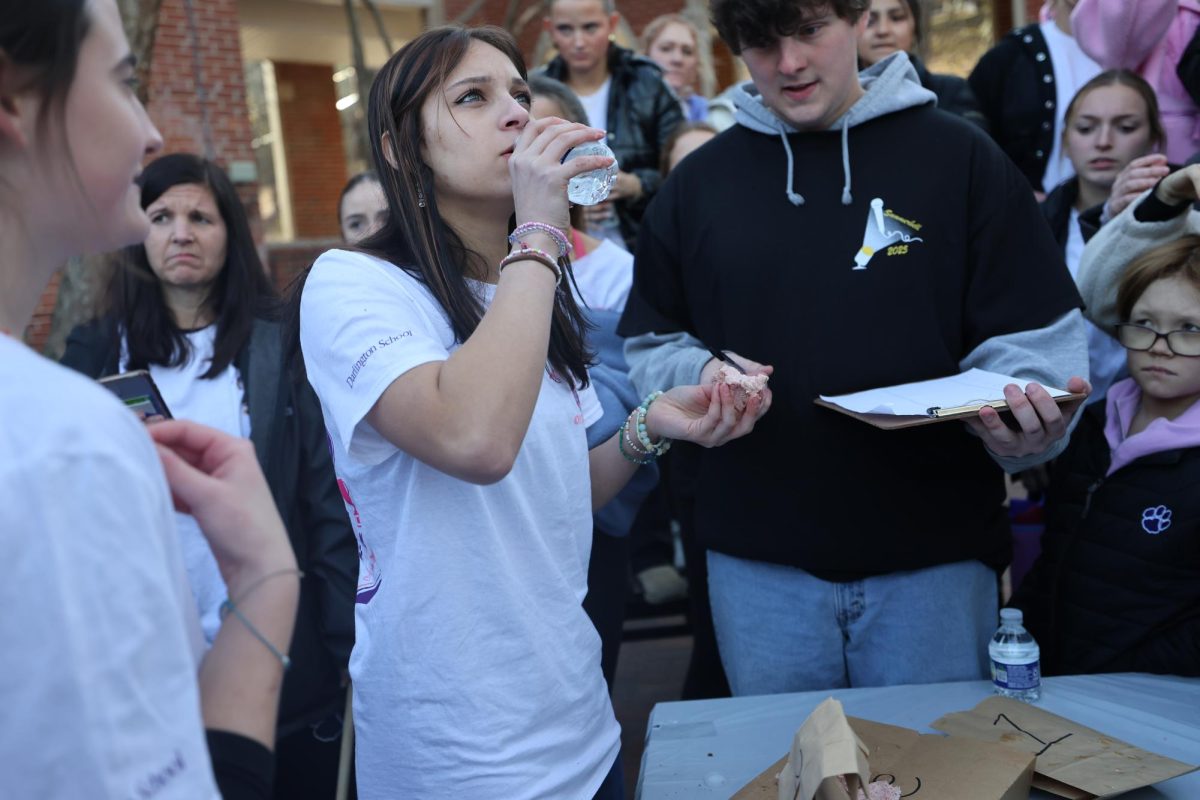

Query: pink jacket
left=1072, top=0, right=1200, bottom=163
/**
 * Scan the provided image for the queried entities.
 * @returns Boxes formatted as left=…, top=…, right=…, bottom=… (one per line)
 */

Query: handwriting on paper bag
left=992, top=713, right=1073, bottom=756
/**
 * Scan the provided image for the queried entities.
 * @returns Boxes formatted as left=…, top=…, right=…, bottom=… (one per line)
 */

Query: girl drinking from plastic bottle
left=295, top=25, right=769, bottom=799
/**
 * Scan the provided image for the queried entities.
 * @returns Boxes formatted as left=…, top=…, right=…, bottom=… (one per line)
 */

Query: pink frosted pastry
left=714, top=364, right=769, bottom=411
left=836, top=775, right=903, bottom=800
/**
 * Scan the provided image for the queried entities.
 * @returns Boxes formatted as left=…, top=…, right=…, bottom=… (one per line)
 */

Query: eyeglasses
left=1115, top=323, right=1200, bottom=357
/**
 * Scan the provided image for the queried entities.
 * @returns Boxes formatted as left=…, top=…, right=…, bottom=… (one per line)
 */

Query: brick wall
left=25, top=0, right=256, bottom=352
left=273, top=62, right=348, bottom=239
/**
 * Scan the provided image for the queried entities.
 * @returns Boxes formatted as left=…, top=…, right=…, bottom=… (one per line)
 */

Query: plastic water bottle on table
left=989, top=607, right=1041, bottom=702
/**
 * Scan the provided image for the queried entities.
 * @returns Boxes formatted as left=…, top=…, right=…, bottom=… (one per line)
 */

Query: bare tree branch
left=360, top=0, right=394, bottom=54
left=512, top=0, right=551, bottom=39
left=117, top=0, right=164, bottom=104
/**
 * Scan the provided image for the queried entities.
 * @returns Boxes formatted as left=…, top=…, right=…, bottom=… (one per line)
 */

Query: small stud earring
left=417, top=189, right=426, bottom=208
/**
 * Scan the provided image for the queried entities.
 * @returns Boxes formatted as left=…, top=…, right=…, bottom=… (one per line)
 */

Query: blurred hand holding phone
left=98, top=370, right=172, bottom=422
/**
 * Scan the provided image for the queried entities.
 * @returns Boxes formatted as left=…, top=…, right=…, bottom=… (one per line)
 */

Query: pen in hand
left=707, top=346, right=749, bottom=375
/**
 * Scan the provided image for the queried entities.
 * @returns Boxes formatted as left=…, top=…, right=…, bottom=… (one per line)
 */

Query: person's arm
left=150, top=420, right=299, bottom=751
left=959, top=311, right=1091, bottom=470
left=362, top=119, right=613, bottom=484
left=1077, top=166, right=1200, bottom=334
left=1070, top=0, right=1178, bottom=70
left=293, top=379, right=357, bottom=664
left=587, top=378, right=769, bottom=510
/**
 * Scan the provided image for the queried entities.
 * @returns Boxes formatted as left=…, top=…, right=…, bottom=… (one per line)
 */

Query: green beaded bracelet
left=635, top=391, right=672, bottom=457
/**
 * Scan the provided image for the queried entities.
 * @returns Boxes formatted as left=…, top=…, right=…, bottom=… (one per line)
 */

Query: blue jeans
left=707, top=552, right=997, bottom=696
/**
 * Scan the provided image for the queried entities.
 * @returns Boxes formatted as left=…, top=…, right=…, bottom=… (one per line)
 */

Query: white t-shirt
left=121, top=326, right=251, bottom=643
left=1041, top=20, right=1102, bottom=193
left=578, top=77, right=611, bottom=133
left=573, top=237, right=633, bottom=312
left=0, top=335, right=218, bottom=798
left=299, top=250, right=620, bottom=799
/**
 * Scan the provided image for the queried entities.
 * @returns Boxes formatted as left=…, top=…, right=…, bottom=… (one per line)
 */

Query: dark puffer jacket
left=969, top=24, right=1058, bottom=190
left=1011, top=403, right=1200, bottom=677
left=541, top=44, right=684, bottom=249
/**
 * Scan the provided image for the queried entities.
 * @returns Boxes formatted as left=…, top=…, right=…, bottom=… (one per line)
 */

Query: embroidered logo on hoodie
left=853, top=197, right=924, bottom=270
left=1141, top=504, right=1172, bottom=535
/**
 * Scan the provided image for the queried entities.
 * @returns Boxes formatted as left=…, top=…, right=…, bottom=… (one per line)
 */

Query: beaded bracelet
left=509, top=222, right=572, bottom=259
left=619, top=410, right=657, bottom=465
left=635, top=391, right=672, bottom=457
left=499, top=243, right=562, bottom=285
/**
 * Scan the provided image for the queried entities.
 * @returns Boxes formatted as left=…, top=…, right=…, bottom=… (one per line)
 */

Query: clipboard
left=813, top=392, right=1088, bottom=430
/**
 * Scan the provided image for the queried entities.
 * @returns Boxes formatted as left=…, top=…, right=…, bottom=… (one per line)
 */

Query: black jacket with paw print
left=1011, top=398, right=1200, bottom=677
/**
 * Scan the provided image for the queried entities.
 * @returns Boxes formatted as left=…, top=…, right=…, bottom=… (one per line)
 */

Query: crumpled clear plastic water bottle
left=989, top=608, right=1041, bottom=702
left=562, top=140, right=618, bottom=206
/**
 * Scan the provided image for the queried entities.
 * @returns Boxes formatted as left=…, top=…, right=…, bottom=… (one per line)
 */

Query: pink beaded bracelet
left=509, top=221, right=572, bottom=258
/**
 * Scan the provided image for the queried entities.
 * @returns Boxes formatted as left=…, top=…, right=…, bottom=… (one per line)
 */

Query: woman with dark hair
left=339, top=169, right=388, bottom=244
left=60, top=152, right=357, bottom=800
left=296, top=24, right=767, bottom=799
left=856, top=0, right=987, bottom=128
left=1, top=1, right=298, bottom=797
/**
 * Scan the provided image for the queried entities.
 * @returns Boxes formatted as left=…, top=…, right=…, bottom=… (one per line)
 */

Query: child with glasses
left=1009, top=235, right=1200, bottom=677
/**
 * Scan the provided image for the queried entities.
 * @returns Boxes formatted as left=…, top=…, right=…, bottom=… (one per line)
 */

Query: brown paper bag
left=733, top=701, right=1035, bottom=800
left=773, top=698, right=871, bottom=800
left=931, top=696, right=1199, bottom=799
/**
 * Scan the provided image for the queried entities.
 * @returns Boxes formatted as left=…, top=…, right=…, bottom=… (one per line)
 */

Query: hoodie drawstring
left=840, top=116, right=853, bottom=205
left=777, top=120, right=853, bottom=207
left=778, top=130, right=805, bottom=206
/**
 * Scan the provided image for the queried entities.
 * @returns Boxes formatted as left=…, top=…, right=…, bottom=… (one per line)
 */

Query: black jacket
left=541, top=44, right=684, bottom=249
left=969, top=24, right=1058, bottom=190
left=61, top=317, right=358, bottom=736
left=1039, top=178, right=1105, bottom=249
left=619, top=103, right=1081, bottom=579
left=1012, top=403, right=1200, bottom=677
left=909, top=55, right=988, bottom=131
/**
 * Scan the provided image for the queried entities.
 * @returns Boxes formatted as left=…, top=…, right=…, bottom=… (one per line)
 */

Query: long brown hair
left=363, top=25, right=592, bottom=387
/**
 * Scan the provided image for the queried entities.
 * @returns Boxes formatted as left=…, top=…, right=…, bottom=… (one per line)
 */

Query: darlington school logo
left=852, top=198, right=924, bottom=270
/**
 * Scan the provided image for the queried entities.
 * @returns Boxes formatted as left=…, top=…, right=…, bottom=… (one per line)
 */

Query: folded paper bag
left=931, top=696, right=1199, bottom=799
left=733, top=698, right=1035, bottom=800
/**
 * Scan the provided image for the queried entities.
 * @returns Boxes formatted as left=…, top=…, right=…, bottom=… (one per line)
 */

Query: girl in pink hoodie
left=1072, top=0, right=1200, bottom=163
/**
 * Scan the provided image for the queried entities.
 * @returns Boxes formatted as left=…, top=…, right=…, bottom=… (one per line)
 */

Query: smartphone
left=98, top=370, right=173, bottom=420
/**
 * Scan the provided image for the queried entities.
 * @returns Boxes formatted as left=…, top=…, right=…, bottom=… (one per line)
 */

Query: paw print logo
left=1141, top=505, right=1173, bottom=535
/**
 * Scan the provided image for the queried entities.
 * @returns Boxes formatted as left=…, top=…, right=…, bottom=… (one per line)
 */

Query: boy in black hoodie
left=618, top=0, right=1091, bottom=696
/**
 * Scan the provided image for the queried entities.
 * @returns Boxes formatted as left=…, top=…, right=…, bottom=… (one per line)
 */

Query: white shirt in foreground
left=300, top=250, right=620, bottom=799
left=0, top=335, right=217, bottom=799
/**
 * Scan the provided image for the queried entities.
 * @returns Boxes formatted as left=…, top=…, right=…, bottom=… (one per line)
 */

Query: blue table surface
left=636, top=673, right=1200, bottom=799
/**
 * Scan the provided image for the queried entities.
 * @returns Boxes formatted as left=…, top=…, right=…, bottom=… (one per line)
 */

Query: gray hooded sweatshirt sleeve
left=624, top=52, right=1088, bottom=472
